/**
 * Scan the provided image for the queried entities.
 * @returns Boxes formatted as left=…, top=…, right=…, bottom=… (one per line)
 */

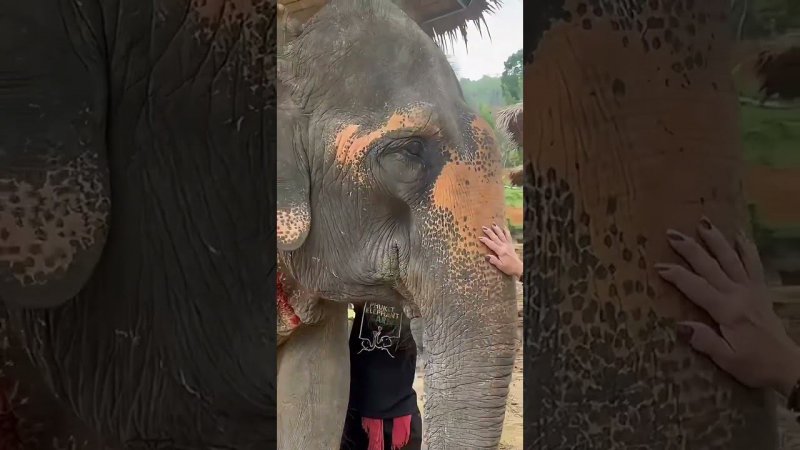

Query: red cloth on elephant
left=276, top=272, right=301, bottom=329
left=362, top=415, right=412, bottom=450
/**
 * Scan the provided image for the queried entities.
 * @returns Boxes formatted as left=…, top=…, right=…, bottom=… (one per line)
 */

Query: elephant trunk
left=420, top=268, right=516, bottom=448
left=408, top=164, right=517, bottom=447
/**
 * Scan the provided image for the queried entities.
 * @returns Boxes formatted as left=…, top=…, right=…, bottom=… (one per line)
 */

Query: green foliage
left=460, top=76, right=506, bottom=110
left=741, top=103, right=800, bottom=245
left=504, top=186, right=523, bottom=209
left=747, top=204, right=800, bottom=250
left=734, top=0, right=800, bottom=38
left=503, top=146, right=523, bottom=167
left=459, top=49, right=524, bottom=110
left=740, top=104, right=800, bottom=167
left=752, top=0, right=800, bottom=35
left=500, top=49, right=523, bottom=104
left=477, top=103, right=496, bottom=128
left=505, top=186, right=523, bottom=236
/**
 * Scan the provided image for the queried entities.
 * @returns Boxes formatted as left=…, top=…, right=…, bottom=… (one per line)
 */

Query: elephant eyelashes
left=377, top=138, right=428, bottom=175
left=378, top=137, right=426, bottom=161
left=400, top=139, right=425, bottom=159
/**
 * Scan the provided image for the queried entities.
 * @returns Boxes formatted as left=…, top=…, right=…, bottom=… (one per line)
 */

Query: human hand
left=656, top=217, right=800, bottom=396
left=480, top=223, right=523, bottom=280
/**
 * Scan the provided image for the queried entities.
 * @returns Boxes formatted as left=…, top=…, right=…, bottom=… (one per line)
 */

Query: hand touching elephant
left=657, top=219, right=800, bottom=398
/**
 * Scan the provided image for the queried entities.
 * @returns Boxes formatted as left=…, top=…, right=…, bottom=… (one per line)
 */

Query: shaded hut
left=505, top=166, right=523, bottom=187
left=755, top=46, right=800, bottom=103
left=279, top=0, right=501, bottom=44
left=495, top=102, right=523, bottom=149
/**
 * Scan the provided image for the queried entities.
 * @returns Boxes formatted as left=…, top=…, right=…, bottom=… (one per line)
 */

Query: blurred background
left=727, top=1, right=800, bottom=446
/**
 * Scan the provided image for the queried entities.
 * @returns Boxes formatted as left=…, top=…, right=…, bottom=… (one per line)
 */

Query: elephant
left=523, top=0, right=778, bottom=448
left=0, top=0, right=277, bottom=448
left=276, top=0, right=517, bottom=448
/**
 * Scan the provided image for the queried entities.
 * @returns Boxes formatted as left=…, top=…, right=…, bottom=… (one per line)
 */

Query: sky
left=445, top=0, right=523, bottom=81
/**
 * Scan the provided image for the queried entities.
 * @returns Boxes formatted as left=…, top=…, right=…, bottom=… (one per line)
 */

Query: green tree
left=500, top=49, right=523, bottom=105
left=460, top=76, right=505, bottom=109
left=753, top=0, right=800, bottom=36
left=734, top=0, right=800, bottom=38
left=477, top=103, right=496, bottom=128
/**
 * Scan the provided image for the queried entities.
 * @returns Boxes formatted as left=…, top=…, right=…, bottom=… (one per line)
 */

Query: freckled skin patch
left=525, top=0, right=776, bottom=448
left=277, top=204, right=311, bottom=249
left=0, top=151, right=109, bottom=288
left=430, top=127, right=506, bottom=259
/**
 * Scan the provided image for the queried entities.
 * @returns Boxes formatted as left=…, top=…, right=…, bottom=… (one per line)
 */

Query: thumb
left=678, top=321, right=735, bottom=368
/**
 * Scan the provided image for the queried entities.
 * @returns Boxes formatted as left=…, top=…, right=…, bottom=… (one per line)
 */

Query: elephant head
left=277, top=0, right=517, bottom=447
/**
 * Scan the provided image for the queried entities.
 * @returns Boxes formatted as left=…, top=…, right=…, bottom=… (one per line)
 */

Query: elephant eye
left=377, top=138, right=427, bottom=184
left=401, top=139, right=425, bottom=159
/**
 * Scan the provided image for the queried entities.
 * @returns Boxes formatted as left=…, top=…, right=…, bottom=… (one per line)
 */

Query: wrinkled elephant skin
left=277, top=302, right=349, bottom=449
left=277, top=0, right=517, bottom=448
left=524, top=0, right=777, bottom=448
left=0, top=0, right=276, bottom=448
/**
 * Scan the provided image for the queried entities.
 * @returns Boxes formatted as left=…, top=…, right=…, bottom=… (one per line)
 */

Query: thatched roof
left=278, top=0, right=501, bottom=47
left=495, top=102, right=523, bottom=148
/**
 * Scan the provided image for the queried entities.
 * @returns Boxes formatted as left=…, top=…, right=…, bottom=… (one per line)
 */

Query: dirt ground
left=506, top=206, right=523, bottom=229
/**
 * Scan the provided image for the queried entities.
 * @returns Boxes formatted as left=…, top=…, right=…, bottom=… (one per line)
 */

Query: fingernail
left=482, top=226, right=488, bottom=230
left=654, top=263, right=671, bottom=271
left=676, top=323, right=694, bottom=342
left=492, top=222, right=497, bottom=227
left=699, top=216, right=712, bottom=230
left=666, top=229, right=685, bottom=241
left=484, top=255, right=491, bottom=261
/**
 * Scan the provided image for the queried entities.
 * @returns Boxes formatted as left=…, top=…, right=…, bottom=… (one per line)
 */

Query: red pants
left=340, top=408, right=422, bottom=450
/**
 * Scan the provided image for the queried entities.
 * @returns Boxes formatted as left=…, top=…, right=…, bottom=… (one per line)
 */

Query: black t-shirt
left=348, top=302, right=419, bottom=419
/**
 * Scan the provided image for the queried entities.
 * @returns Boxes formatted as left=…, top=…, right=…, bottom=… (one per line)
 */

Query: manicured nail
left=654, top=263, right=672, bottom=274
left=699, top=216, right=712, bottom=230
left=676, top=323, right=694, bottom=342
left=666, top=229, right=685, bottom=241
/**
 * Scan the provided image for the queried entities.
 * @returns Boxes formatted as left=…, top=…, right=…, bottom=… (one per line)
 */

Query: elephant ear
left=277, top=79, right=311, bottom=251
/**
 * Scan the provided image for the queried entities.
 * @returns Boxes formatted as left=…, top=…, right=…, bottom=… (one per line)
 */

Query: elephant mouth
left=384, top=240, right=421, bottom=317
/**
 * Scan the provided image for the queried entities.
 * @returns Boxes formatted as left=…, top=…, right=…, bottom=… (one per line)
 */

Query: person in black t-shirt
left=340, top=301, right=421, bottom=450
left=340, top=224, right=521, bottom=450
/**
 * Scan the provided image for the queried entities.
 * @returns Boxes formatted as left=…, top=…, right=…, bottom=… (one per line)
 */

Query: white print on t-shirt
left=357, top=302, right=403, bottom=358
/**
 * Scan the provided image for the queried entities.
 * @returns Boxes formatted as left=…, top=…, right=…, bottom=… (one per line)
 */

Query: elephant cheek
left=432, top=162, right=505, bottom=254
